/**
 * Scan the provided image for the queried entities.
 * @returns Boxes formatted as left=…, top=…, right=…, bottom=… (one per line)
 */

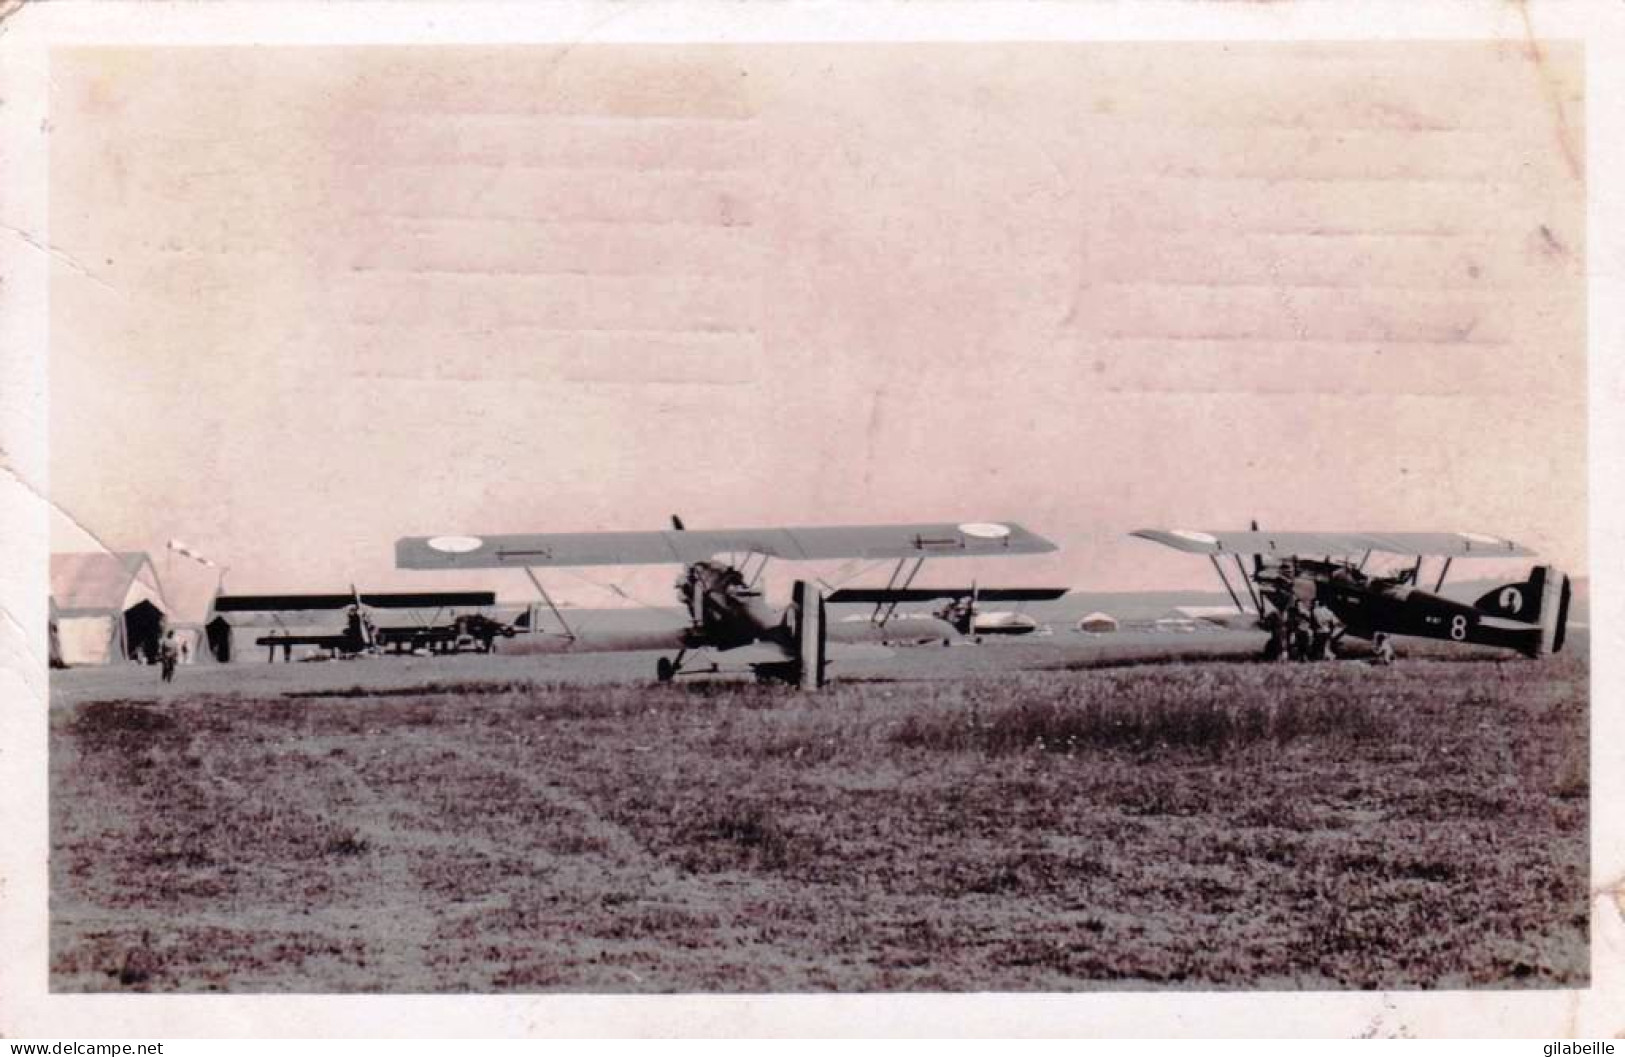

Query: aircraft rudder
left=1470, top=564, right=1570, bottom=658
left=1472, top=565, right=1547, bottom=623
left=1548, top=568, right=1572, bottom=656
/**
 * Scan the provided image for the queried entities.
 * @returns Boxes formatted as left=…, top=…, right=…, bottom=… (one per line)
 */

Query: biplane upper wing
left=397, top=522, right=1057, bottom=570
left=1130, top=529, right=1535, bottom=558
left=215, top=591, right=497, bottom=612
left=826, top=587, right=1069, bottom=604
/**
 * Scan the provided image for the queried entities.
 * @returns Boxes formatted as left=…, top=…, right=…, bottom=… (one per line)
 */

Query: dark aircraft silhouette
left=1132, top=528, right=1570, bottom=659
left=214, top=587, right=510, bottom=661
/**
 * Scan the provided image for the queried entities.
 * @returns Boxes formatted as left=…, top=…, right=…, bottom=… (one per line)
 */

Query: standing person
left=1284, top=599, right=1310, bottom=661
left=1309, top=600, right=1342, bottom=661
left=1262, top=609, right=1288, bottom=662
left=158, top=629, right=179, bottom=683
left=1371, top=632, right=1396, bottom=666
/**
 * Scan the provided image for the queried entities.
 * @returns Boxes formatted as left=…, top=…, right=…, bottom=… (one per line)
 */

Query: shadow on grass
left=283, top=680, right=542, bottom=700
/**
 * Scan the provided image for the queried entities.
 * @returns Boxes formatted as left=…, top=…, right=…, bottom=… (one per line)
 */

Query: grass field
left=49, top=639, right=1588, bottom=992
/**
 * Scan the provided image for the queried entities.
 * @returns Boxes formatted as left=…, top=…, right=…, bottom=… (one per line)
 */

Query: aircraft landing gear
left=750, top=661, right=799, bottom=686
left=656, top=649, right=688, bottom=683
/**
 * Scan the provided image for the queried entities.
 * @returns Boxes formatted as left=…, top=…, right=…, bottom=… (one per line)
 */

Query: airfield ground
left=49, top=633, right=1588, bottom=991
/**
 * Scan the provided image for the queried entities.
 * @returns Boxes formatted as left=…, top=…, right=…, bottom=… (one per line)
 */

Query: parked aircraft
left=396, top=518, right=1058, bottom=687
left=824, top=585, right=1067, bottom=639
left=214, top=588, right=510, bottom=661
left=1131, top=528, right=1570, bottom=659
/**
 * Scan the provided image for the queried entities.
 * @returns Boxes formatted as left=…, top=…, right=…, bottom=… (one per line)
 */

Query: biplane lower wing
left=397, top=522, right=1057, bottom=570
left=216, top=591, right=496, bottom=612
left=826, top=587, right=1068, bottom=604
left=254, top=633, right=355, bottom=649
left=1130, top=529, right=1535, bottom=558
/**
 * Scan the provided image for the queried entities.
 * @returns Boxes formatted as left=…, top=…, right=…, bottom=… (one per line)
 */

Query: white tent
left=1077, top=611, right=1119, bottom=633
left=49, top=552, right=169, bottom=665
left=1165, top=605, right=1258, bottom=621
left=48, top=597, right=64, bottom=668
left=157, top=548, right=225, bottom=664
left=1162, top=605, right=1260, bottom=632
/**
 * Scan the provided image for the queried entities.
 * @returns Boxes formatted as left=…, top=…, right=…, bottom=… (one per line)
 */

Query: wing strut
left=1209, top=555, right=1246, bottom=614
left=523, top=567, right=576, bottom=641
left=1231, top=553, right=1263, bottom=613
left=1433, top=556, right=1453, bottom=592
left=744, top=554, right=771, bottom=589
left=872, top=557, right=925, bottom=628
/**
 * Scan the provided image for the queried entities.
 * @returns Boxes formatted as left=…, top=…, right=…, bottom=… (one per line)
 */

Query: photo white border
left=2, top=0, right=1620, bottom=1038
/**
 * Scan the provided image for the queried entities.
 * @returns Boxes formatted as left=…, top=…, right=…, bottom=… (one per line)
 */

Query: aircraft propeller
left=348, top=583, right=378, bottom=651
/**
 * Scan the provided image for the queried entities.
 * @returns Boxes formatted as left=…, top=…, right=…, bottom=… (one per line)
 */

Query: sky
left=45, top=42, right=1586, bottom=602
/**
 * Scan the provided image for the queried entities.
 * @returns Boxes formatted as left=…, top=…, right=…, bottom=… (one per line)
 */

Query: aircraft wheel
left=656, top=657, right=675, bottom=683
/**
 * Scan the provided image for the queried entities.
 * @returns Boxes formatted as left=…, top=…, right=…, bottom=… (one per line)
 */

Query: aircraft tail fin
left=1474, top=564, right=1570, bottom=657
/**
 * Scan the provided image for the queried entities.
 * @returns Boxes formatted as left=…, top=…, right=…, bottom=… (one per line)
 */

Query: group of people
left=1262, top=591, right=1397, bottom=665
left=1262, top=593, right=1344, bottom=662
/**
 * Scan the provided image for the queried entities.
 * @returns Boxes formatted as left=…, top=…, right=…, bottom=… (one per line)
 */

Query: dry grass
left=50, top=649, right=1588, bottom=992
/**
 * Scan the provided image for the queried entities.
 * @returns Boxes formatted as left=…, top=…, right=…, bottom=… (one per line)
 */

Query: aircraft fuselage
left=678, top=561, right=790, bottom=652
left=1267, top=559, right=1556, bottom=655
left=1311, top=580, right=1526, bottom=652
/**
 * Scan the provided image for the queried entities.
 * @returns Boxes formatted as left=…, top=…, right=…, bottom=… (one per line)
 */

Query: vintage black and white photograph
left=2, top=2, right=1617, bottom=1035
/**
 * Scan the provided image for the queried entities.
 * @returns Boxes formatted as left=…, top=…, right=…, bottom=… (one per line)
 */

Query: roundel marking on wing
left=427, top=535, right=485, bottom=554
left=1459, top=532, right=1505, bottom=546
left=958, top=522, right=1012, bottom=540
left=1170, top=529, right=1219, bottom=545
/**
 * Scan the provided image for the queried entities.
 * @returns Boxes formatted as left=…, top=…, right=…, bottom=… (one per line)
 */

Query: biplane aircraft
left=214, top=588, right=511, bottom=662
left=824, top=585, right=1069, bottom=639
left=396, top=518, right=1059, bottom=687
left=1131, top=528, right=1571, bottom=659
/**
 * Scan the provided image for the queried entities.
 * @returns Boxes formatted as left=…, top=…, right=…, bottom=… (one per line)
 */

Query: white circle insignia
left=1498, top=586, right=1523, bottom=614
left=958, top=522, right=1012, bottom=540
left=427, top=535, right=484, bottom=554
left=1170, top=529, right=1220, bottom=545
